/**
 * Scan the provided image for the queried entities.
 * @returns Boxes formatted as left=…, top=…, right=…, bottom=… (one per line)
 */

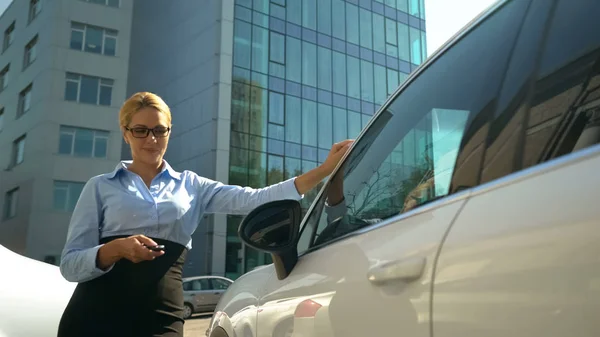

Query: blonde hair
left=119, top=92, right=172, bottom=128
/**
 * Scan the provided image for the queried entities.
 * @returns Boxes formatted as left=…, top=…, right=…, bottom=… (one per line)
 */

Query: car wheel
left=183, top=303, right=193, bottom=320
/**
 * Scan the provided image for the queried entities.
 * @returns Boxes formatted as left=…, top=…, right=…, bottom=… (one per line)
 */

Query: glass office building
left=224, top=0, right=427, bottom=279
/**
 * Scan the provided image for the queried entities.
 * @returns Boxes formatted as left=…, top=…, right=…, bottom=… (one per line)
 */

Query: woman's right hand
left=97, top=235, right=165, bottom=269
left=115, top=235, right=165, bottom=263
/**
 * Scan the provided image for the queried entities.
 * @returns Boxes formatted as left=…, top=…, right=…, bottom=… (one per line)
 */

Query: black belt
left=57, top=236, right=188, bottom=337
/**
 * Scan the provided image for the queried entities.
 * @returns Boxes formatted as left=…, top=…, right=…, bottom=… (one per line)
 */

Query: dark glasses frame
left=125, top=126, right=171, bottom=138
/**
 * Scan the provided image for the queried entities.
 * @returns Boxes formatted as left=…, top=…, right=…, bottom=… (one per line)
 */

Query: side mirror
left=238, top=199, right=302, bottom=280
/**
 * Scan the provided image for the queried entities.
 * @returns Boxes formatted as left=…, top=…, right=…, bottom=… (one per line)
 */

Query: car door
left=253, top=1, right=530, bottom=336
left=209, top=277, right=232, bottom=305
left=433, top=1, right=600, bottom=336
left=187, top=278, right=213, bottom=311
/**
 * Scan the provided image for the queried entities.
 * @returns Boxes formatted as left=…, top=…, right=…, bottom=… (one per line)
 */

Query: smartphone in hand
left=145, top=244, right=165, bottom=252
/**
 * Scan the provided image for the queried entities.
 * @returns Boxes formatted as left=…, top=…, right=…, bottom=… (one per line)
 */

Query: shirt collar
left=106, top=160, right=182, bottom=180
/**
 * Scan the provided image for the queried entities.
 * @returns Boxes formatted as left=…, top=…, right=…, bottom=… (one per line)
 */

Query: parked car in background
left=0, top=245, right=76, bottom=337
left=183, top=276, right=233, bottom=319
left=207, top=0, right=600, bottom=336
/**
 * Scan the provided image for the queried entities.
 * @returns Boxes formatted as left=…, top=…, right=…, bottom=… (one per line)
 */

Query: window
left=317, top=0, right=331, bottom=35
left=373, top=13, right=386, bottom=54
left=359, top=9, right=372, bottom=49
left=12, top=135, right=25, bottom=166
left=347, top=56, right=360, bottom=99
left=518, top=0, right=600, bottom=172
left=398, top=23, right=410, bottom=63
left=81, top=0, right=120, bottom=7
left=286, top=37, right=301, bottom=83
left=53, top=181, right=85, bottom=212
left=346, top=3, right=359, bottom=45
left=70, top=22, right=117, bottom=56
left=28, top=0, right=42, bottom=23
left=0, top=64, right=8, bottom=91
left=269, top=31, right=285, bottom=64
left=332, top=0, right=345, bottom=40
left=0, top=108, right=4, bottom=131
left=233, top=20, right=252, bottom=69
left=252, top=26, right=269, bottom=74
left=317, top=47, right=332, bottom=91
left=332, top=52, right=346, bottom=96
left=285, top=96, right=301, bottom=143
left=3, top=188, right=18, bottom=219
left=183, top=279, right=210, bottom=291
left=65, top=73, right=113, bottom=106
left=210, top=278, right=231, bottom=290
left=296, top=0, right=528, bottom=252
left=410, top=27, right=422, bottom=65
left=302, top=0, right=316, bottom=30
left=18, top=84, right=32, bottom=117
left=302, top=42, right=317, bottom=87
left=59, top=126, right=109, bottom=158
left=23, top=35, right=38, bottom=69
left=3, top=22, right=14, bottom=51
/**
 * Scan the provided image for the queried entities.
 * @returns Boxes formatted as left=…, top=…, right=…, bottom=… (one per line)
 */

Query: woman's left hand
left=293, top=139, right=354, bottom=195
left=320, top=139, right=354, bottom=175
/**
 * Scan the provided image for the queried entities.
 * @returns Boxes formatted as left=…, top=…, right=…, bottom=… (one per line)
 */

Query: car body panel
left=0, top=245, right=76, bottom=337
left=433, top=146, right=600, bottom=337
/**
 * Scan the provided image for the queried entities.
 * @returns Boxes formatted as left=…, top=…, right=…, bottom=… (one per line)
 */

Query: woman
left=57, top=92, right=353, bottom=337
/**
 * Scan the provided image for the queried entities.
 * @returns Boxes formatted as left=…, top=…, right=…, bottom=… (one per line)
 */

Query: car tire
left=183, top=303, right=193, bottom=320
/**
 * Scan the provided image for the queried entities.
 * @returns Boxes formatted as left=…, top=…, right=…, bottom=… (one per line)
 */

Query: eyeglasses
left=125, top=126, right=171, bottom=138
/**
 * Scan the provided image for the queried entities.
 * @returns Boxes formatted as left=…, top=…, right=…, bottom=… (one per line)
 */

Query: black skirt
left=57, top=236, right=188, bottom=337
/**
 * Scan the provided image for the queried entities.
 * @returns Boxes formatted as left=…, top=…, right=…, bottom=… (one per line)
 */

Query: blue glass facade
left=226, top=0, right=427, bottom=279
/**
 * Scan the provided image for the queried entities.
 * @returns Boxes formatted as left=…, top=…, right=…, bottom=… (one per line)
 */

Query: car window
left=473, top=0, right=553, bottom=184
left=297, top=0, right=530, bottom=252
left=519, top=0, right=600, bottom=168
left=210, top=278, right=231, bottom=290
left=185, top=279, right=210, bottom=291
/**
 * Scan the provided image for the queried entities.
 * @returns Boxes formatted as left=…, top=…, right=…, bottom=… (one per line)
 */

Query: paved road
left=184, top=314, right=212, bottom=337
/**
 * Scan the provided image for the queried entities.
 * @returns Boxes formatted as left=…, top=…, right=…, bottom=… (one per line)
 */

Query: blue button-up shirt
left=59, top=160, right=303, bottom=283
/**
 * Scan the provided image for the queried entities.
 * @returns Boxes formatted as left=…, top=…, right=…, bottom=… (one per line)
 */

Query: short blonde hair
left=119, top=92, right=172, bottom=128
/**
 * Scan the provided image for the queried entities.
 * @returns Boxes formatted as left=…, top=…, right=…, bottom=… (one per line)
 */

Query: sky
left=0, top=0, right=496, bottom=58
left=424, top=0, right=498, bottom=56
left=0, top=0, right=8, bottom=18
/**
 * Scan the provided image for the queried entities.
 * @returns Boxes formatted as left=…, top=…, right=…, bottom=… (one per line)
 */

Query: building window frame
left=58, top=125, right=109, bottom=158
left=17, top=84, right=32, bottom=118
left=80, top=0, right=120, bottom=8
left=3, top=21, right=15, bottom=52
left=0, top=64, right=9, bottom=91
left=64, top=72, right=114, bottom=106
left=3, top=187, right=19, bottom=220
left=70, top=22, right=118, bottom=56
left=23, top=35, right=38, bottom=69
left=53, top=180, right=85, bottom=212
left=28, top=0, right=42, bottom=23
left=12, top=134, right=26, bottom=166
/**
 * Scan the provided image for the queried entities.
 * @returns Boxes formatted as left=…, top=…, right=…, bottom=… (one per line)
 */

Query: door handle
left=367, top=257, right=426, bottom=285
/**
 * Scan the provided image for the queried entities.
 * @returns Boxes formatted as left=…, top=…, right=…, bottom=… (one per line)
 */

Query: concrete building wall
left=0, top=0, right=134, bottom=262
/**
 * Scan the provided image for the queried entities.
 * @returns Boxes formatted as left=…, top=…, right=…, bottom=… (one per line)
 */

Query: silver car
left=207, top=0, right=600, bottom=336
left=182, top=276, right=233, bottom=319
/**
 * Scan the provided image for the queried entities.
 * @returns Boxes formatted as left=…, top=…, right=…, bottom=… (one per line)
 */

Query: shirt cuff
left=86, top=244, right=114, bottom=279
left=282, top=177, right=304, bottom=200
left=324, top=198, right=347, bottom=222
